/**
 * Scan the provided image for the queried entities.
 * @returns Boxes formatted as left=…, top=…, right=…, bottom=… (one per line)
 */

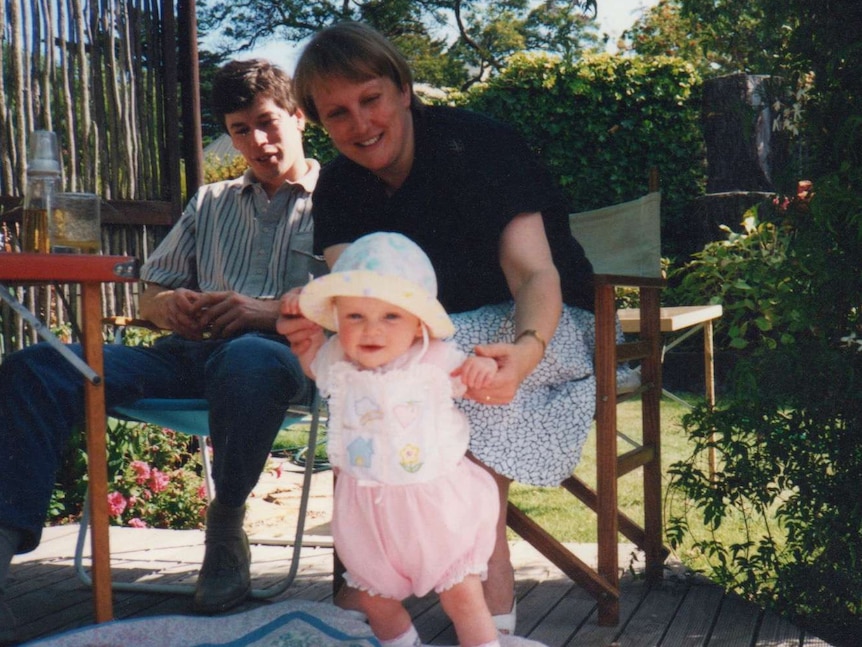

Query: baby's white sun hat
left=298, top=232, right=455, bottom=339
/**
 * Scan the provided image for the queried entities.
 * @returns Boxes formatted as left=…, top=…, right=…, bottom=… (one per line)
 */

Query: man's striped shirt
left=141, top=161, right=325, bottom=297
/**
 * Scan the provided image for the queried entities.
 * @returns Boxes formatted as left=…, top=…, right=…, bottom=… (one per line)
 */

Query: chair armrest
left=593, top=273, right=666, bottom=290
left=102, top=316, right=167, bottom=346
left=101, top=315, right=163, bottom=331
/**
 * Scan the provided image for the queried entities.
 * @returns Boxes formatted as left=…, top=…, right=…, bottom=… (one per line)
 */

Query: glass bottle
left=21, top=130, right=62, bottom=253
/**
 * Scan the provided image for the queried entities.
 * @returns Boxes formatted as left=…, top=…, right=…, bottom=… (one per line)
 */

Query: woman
left=279, top=21, right=596, bottom=634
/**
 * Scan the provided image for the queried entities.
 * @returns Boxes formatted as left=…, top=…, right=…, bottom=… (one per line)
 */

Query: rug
left=24, top=600, right=378, bottom=647
left=23, top=600, right=548, bottom=646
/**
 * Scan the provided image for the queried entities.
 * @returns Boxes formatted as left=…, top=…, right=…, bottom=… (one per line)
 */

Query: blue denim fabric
left=0, top=332, right=309, bottom=552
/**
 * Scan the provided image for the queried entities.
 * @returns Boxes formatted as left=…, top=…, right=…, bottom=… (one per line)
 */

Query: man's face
left=224, top=95, right=308, bottom=195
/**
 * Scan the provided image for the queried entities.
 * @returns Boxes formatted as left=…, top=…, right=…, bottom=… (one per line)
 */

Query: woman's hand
left=276, top=290, right=323, bottom=347
left=464, top=339, right=544, bottom=404
left=464, top=211, right=561, bottom=405
left=277, top=290, right=326, bottom=378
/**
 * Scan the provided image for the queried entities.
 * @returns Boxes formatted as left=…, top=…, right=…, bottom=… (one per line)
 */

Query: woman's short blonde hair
left=293, top=21, right=421, bottom=124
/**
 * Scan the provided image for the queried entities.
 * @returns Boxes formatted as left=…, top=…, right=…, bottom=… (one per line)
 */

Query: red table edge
left=0, top=253, right=138, bottom=282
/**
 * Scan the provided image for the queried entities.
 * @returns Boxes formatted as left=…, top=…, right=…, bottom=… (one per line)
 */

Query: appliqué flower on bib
left=399, top=443, right=423, bottom=473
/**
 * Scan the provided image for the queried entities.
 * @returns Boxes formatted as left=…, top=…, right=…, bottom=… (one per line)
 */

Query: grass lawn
left=508, top=394, right=777, bottom=583
left=508, top=395, right=694, bottom=544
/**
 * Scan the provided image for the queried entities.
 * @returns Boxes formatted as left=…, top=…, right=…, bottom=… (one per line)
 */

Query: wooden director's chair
left=507, top=186, right=667, bottom=626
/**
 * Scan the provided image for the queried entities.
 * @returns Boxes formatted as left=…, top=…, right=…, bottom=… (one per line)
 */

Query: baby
left=285, top=232, right=502, bottom=647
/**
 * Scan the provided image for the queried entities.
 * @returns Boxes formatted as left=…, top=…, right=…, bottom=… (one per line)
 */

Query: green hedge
left=460, top=52, right=705, bottom=259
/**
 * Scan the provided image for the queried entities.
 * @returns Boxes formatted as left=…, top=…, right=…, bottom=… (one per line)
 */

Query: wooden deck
left=6, top=522, right=833, bottom=646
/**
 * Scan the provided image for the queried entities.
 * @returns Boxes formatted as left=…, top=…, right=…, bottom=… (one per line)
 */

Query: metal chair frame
left=74, top=320, right=326, bottom=599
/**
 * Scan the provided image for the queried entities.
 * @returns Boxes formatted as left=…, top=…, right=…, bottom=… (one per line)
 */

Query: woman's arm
left=468, top=211, right=562, bottom=403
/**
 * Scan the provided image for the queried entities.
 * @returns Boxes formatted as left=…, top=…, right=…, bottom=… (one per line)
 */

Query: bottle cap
left=27, top=130, right=61, bottom=175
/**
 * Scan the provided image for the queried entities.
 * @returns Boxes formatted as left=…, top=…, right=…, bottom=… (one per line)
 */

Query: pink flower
left=130, top=460, right=151, bottom=485
left=107, top=492, right=127, bottom=517
left=148, top=469, right=170, bottom=493
left=128, top=518, right=148, bottom=528
left=197, top=484, right=208, bottom=500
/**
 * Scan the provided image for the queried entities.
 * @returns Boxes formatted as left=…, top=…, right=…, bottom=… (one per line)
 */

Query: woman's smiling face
left=312, top=76, right=415, bottom=191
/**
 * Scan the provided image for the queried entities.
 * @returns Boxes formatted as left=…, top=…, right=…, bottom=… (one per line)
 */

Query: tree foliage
left=620, top=0, right=794, bottom=78
left=197, top=0, right=599, bottom=88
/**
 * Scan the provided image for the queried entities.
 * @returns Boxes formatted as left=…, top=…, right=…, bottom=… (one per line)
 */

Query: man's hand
left=140, top=286, right=207, bottom=339
left=192, top=291, right=280, bottom=338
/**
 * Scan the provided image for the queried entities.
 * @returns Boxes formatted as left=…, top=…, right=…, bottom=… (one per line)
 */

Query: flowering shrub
left=50, top=418, right=208, bottom=530
left=105, top=446, right=207, bottom=530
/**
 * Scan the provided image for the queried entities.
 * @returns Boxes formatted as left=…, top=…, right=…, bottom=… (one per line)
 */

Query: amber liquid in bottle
left=21, top=208, right=50, bottom=253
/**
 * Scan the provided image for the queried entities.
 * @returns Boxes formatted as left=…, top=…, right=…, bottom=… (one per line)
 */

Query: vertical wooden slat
left=178, top=0, right=203, bottom=199
left=161, top=0, right=182, bottom=217
left=10, top=0, right=28, bottom=193
left=639, top=285, right=664, bottom=584
left=594, top=280, right=620, bottom=626
left=0, top=0, right=9, bottom=194
left=80, top=281, right=113, bottom=622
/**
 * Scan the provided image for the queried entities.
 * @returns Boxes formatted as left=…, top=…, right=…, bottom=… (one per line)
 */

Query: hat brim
left=299, top=270, right=455, bottom=339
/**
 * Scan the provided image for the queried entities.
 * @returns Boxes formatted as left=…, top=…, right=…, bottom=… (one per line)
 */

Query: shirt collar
left=240, top=158, right=320, bottom=194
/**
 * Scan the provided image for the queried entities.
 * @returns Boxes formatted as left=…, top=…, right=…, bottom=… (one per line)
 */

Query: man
left=0, top=59, right=323, bottom=625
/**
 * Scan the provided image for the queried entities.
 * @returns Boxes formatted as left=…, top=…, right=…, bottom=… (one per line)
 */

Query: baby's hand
left=279, top=288, right=303, bottom=318
left=458, top=355, right=499, bottom=390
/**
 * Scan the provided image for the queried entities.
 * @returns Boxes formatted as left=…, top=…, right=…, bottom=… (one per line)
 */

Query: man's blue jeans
left=0, top=332, right=309, bottom=552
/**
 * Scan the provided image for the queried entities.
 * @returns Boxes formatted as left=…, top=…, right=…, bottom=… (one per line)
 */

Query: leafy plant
left=667, top=341, right=862, bottom=643
left=666, top=172, right=862, bottom=644
left=106, top=425, right=207, bottom=529
left=664, top=197, right=808, bottom=352
left=203, top=153, right=248, bottom=184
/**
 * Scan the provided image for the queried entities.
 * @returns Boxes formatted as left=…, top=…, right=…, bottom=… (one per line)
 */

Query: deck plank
left=618, top=582, right=687, bottom=647
left=5, top=525, right=839, bottom=646
left=757, top=608, right=804, bottom=645
left=660, top=578, right=724, bottom=646
left=707, top=592, right=763, bottom=647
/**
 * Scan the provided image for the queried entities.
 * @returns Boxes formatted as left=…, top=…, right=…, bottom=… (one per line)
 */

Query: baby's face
left=334, top=296, right=422, bottom=369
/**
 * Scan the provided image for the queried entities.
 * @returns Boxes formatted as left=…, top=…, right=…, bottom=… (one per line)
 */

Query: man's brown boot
left=193, top=500, right=251, bottom=614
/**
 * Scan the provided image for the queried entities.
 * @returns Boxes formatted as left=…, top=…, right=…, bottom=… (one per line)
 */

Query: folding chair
left=506, top=186, right=667, bottom=626
left=74, top=318, right=326, bottom=599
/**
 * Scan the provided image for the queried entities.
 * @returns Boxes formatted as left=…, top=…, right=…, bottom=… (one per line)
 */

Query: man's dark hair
left=212, top=59, right=298, bottom=130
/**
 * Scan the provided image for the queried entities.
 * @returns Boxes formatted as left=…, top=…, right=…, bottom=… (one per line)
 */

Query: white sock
left=379, top=624, right=421, bottom=647
left=0, top=527, right=21, bottom=593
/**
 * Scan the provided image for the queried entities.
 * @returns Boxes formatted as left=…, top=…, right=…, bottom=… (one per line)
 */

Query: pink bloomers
left=333, top=458, right=499, bottom=600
